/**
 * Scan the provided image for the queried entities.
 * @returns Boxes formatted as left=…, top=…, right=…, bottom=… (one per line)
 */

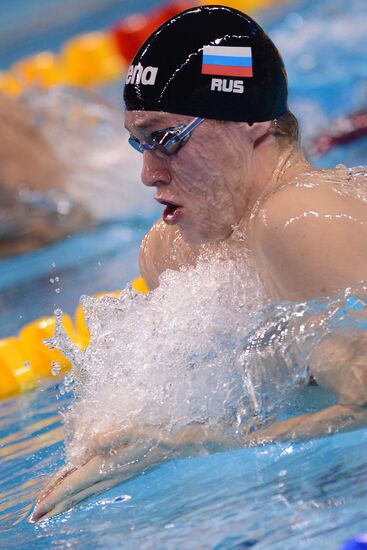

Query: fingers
left=29, top=463, right=77, bottom=522
left=34, top=476, right=127, bottom=521
left=30, top=423, right=234, bottom=523
left=29, top=437, right=165, bottom=523
left=34, top=451, right=162, bottom=522
left=29, top=456, right=105, bottom=523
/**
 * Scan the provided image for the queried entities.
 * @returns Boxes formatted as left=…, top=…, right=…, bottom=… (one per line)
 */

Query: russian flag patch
left=202, top=46, right=253, bottom=78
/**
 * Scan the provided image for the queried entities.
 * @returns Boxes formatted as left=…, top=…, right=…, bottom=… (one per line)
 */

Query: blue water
left=0, top=219, right=148, bottom=337
left=2, top=383, right=367, bottom=549
left=1, top=0, right=367, bottom=548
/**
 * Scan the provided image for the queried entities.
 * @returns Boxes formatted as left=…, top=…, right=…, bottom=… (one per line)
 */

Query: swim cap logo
left=126, top=64, right=158, bottom=86
left=210, top=78, right=244, bottom=94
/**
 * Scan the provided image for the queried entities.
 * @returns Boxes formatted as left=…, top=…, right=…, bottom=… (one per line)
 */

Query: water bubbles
left=50, top=276, right=61, bottom=293
left=53, top=246, right=269, bottom=462
left=51, top=362, right=61, bottom=376
left=64, top=373, right=73, bottom=387
left=60, top=373, right=74, bottom=395
left=97, top=495, right=131, bottom=506
left=50, top=239, right=367, bottom=464
left=48, top=276, right=62, bottom=294
left=44, top=337, right=55, bottom=350
left=281, top=446, right=294, bottom=456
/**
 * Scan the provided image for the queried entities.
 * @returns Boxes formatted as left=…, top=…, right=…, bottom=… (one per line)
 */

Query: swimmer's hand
left=29, top=424, right=233, bottom=523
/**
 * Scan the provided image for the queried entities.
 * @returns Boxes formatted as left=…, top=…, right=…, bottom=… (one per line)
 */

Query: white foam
left=53, top=243, right=276, bottom=462
left=52, top=241, right=367, bottom=464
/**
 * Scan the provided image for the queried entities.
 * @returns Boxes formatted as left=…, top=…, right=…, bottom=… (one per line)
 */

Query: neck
left=259, top=140, right=309, bottom=187
left=247, top=140, right=310, bottom=216
left=230, top=140, right=311, bottom=248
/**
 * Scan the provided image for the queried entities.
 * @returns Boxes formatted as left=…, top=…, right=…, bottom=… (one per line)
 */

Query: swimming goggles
left=128, top=116, right=204, bottom=156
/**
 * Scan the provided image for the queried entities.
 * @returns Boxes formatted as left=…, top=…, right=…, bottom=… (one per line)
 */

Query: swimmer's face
left=124, top=110, right=257, bottom=244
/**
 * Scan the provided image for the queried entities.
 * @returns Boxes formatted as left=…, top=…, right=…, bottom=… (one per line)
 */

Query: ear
left=246, top=121, right=272, bottom=144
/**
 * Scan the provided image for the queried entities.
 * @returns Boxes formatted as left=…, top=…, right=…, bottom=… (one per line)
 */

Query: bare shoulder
left=251, top=177, right=367, bottom=300
left=139, top=220, right=174, bottom=290
left=139, top=220, right=197, bottom=290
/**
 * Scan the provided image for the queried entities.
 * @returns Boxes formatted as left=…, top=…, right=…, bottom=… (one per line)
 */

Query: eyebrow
left=125, top=115, right=171, bottom=133
left=135, top=116, right=162, bottom=128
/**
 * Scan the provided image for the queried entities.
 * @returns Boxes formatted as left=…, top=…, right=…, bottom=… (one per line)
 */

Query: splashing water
left=53, top=245, right=268, bottom=462
left=51, top=239, right=367, bottom=465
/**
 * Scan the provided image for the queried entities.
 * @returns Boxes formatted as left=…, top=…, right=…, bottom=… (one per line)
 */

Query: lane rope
left=0, top=276, right=148, bottom=399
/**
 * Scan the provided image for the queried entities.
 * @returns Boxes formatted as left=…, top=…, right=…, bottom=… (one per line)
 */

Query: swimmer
left=30, top=5, right=367, bottom=522
left=0, top=92, right=90, bottom=256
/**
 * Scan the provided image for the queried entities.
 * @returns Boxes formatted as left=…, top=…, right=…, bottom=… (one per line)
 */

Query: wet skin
left=125, top=111, right=267, bottom=245
left=30, top=110, right=367, bottom=522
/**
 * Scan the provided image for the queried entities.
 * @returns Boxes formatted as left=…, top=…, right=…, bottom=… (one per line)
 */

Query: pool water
left=1, top=0, right=367, bottom=548
left=3, top=383, right=367, bottom=549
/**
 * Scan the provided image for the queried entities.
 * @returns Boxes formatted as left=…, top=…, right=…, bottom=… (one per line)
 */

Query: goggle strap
left=177, top=117, right=204, bottom=140
left=164, top=117, right=204, bottom=150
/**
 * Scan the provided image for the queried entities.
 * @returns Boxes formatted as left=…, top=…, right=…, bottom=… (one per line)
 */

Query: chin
left=179, top=224, right=230, bottom=246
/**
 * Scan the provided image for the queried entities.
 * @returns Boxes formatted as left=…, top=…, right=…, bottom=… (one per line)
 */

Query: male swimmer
left=30, top=5, right=367, bottom=522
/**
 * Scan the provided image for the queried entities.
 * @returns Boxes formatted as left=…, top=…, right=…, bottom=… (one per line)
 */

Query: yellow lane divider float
left=0, top=0, right=277, bottom=96
left=0, top=277, right=148, bottom=399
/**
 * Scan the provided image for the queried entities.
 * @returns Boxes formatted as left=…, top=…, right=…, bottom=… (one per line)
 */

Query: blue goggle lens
left=128, top=137, right=144, bottom=153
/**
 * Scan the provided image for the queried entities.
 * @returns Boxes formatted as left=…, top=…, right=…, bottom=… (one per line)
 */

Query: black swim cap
left=123, top=4, right=288, bottom=123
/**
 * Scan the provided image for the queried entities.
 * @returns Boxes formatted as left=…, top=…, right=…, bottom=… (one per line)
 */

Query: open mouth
left=157, top=199, right=183, bottom=225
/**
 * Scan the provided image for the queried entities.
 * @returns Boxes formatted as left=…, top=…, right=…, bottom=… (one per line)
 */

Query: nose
left=141, top=151, right=171, bottom=187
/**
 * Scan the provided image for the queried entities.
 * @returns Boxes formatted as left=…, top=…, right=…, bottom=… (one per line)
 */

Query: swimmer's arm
left=243, top=404, right=367, bottom=445
left=29, top=423, right=234, bottom=523
left=246, top=185, right=367, bottom=440
left=29, top=392, right=367, bottom=523
left=29, top=330, right=367, bottom=521
left=139, top=220, right=198, bottom=290
left=139, top=221, right=163, bottom=290
left=244, top=331, right=367, bottom=444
